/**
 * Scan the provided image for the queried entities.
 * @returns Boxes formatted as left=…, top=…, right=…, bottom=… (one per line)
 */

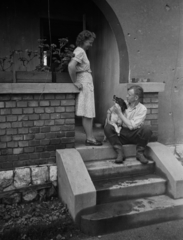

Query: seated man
left=104, top=85, right=152, bottom=164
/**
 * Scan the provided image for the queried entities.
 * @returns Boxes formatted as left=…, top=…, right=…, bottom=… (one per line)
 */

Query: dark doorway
left=40, top=18, right=83, bottom=47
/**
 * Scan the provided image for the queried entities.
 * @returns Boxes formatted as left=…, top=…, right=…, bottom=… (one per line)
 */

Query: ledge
left=146, top=142, right=183, bottom=199
left=0, top=83, right=79, bottom=94
left=127, top=82, right=165, bottom=93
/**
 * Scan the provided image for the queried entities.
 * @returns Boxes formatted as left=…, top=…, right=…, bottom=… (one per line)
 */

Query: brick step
left=94, top=174, right=166, bottom=204
left=80, top=194, right=183, bottom=236
left=85, top=157, right=155, bottom=180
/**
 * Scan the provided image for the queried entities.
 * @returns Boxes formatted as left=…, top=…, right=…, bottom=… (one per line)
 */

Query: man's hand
left=107, top=119, right=113, bottom=125
left=74, top=82, right=83, bottom=91
left=114, top=104, right=123, bottom=115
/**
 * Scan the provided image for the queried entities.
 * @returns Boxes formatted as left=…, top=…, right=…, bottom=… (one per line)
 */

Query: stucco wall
left=106, top=0, right=183, bottom=144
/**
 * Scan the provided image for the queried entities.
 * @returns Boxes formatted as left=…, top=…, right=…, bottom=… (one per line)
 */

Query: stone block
left=23, top=190, right=38, bottom=202
left=56, top=149, right=96, bottom=221
left=12, top=108, right=22, bottom=114
left=31, top=166, right=49, bottom=185
left=13, top=148, right=23, bottom=154
left=23, top=108, right=33, bottom=114
left=0, top=170, right=13, bottom=188
left=6, top=101, right=16, bottom=108
left=0, top=122, right=11, bottom=129
left=61, top=99, right=75, bottom=106
left=40, top=101, right=49, bottom=106
left=3, top=193, right=21, bottom=204
left=49, top=165, right=57, bottom=181
left=45, top=107, right=54, bottom=113
left=146, top=142, right=183, bottom=199
left=4, top=184, right=16, bottom=191
left=0, top=102, right=4, bottom=108
left=14, top=168, right=31, bottom=188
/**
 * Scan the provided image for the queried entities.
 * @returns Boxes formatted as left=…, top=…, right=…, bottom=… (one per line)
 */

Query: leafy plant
left=17, top=39, right=51, bottom=72
left=51, top=38, right=75, bottom=72
left=5, top=38, right=75, bottom=73
left=0, top=51, right=16, bottom=71
left=17, top=49, right=39, bottom=71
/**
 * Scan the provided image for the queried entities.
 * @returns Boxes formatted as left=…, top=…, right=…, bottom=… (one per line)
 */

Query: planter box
left=16, top=71, right=52, bottom=83
left=52, top=72, right=72, bottom=83
left=0, top=71, right=13, bottom=83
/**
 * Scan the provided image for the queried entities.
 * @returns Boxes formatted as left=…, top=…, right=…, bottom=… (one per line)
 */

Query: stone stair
left=78, top=144, right=169, bottom=235
left=80, top=194, right=183, bottom=235
left=56, top=142, right=183, bottom=236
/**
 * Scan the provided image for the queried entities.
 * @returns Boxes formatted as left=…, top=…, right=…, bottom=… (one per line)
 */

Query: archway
left=92, top=0, right=129, bottom=83
left=84, top=0, right=129, bottom=124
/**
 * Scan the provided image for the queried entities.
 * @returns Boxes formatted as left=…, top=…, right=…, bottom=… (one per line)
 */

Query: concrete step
left=76, top=144, right=136, bottom=162
left=80, top=194, right=183, bottom=236
left=94, top=174, right=167, bottom=204
left=85, top=157, right=155, bottom=180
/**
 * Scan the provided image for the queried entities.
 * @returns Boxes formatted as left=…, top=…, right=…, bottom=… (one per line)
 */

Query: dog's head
left=113, top=95, right=127, bottom=113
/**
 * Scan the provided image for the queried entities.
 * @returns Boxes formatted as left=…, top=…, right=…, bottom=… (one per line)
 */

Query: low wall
left=0, top=83, right=79, bottom=170
left=0, top=163, right=57, bottom=204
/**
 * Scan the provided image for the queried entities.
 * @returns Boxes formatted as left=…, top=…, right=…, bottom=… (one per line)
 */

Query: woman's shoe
left=85, top=139, right=103, bottom=146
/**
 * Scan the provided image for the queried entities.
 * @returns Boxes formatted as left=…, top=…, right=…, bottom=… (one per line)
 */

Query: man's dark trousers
left=104, top=124, right=152, bottom=150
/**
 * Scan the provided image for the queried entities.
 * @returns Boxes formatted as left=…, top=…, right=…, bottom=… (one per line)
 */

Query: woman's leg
left=82, top=117, right=102, bottom=146
left=82, top=116, right=94, bottom=140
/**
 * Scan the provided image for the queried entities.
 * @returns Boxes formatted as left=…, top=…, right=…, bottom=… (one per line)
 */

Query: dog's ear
left=122, top=101, right=127, bottom=112
left=120, top=99, right=127, bottom=113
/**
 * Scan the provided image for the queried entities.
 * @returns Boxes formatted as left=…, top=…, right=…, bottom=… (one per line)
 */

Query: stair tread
left=94, top=174, right=166, bottom=191
left=81, top=194, right=183, bottom=220
left=85, top=157, right=154, bottom=170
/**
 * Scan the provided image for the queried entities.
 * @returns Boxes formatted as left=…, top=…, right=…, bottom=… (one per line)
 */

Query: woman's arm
left=68, top=60, right=83, bottom=90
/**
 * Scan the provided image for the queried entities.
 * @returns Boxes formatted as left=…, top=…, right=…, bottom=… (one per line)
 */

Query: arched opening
left=84, top=0, right=129, bottom=124
left=39, top=0, right=129, bottom=125
left=92, top=0, right=129, bottom=84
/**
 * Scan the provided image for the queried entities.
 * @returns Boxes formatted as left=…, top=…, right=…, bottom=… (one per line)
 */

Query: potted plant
left=16, top=39, right=52, bottom=83
left=51, top=38, right=75, bottom=83
left=0, top=51, right=15, bottom=83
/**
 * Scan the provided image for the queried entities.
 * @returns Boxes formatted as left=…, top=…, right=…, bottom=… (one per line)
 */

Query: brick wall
left=143, top=93, right=159, bottom=141
left=0, top=93, right=76, bottom=170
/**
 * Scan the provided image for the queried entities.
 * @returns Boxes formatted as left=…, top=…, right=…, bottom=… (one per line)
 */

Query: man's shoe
left=136, top=152, right=148, bottom=164
left=85, top=139, right=103, bottom=146
left=114, top=145, right=124, bottom=164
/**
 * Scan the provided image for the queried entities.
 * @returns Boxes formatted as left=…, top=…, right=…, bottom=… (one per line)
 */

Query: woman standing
left=68, top=30, right=102, bottom=146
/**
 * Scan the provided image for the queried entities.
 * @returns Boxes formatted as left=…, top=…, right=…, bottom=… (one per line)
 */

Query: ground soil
left=0, top=197, right=90, bottom=240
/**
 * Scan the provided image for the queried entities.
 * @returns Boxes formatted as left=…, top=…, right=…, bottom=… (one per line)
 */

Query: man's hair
left=128, top=85, right=144, bottom=103
left=76, top=30, right=96, bottom=47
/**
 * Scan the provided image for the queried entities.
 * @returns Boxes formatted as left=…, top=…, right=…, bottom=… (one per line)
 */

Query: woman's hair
left=76, top=30, right=96, bottom=47
left=128, top=85, right=144, bottom=103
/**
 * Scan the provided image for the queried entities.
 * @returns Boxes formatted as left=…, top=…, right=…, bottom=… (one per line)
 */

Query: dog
left=103, top=95, right=127, bottom=141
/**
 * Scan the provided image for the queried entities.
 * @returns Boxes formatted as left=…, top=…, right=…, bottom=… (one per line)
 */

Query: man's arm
left=118, top=111, right=134, bottom=130
left=115, top=104, right=147, bottom=130
left=106, top=106, right=114, bottom=124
